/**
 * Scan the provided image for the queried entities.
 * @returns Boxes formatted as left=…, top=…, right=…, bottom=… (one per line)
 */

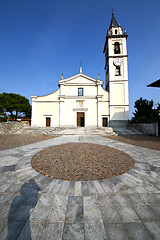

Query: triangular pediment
left=59, top=73, right=103, bottom=85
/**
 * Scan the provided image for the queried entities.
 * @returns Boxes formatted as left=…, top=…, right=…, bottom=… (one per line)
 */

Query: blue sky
left=0, top=0, right=160, bottom=119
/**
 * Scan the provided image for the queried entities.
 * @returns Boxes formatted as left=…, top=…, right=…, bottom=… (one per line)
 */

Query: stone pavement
left=0, top=135, right=160, bottom=239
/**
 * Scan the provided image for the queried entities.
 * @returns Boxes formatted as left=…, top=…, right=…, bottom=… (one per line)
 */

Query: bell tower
left=103, top=12, right=129, bottom=127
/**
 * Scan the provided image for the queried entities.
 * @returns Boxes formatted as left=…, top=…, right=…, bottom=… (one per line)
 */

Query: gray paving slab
left=144, top=222, right=160, bottom=239
left=74, top=181, right=82, bottom=196
left=100, top=205, right=122, bottom=223
left=104, top=222, right=130, bottom=240
left=117, top=205, right=140, bottom=222
left=62, top=222, right=85, bottom=240
left=0, top=134, right=160, bottom=239
left=84, top=196, right=102, bottom=222
left=124, top=222, right=152, bottom=240
left=81, top=181, right=90, bottom=196
left=85, top=221, right=107, bottom=240
left=40, top=222, right=64, bottom=240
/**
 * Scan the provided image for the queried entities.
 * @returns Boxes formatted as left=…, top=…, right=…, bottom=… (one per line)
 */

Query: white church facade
left=31, top=13, right=129, bottom=128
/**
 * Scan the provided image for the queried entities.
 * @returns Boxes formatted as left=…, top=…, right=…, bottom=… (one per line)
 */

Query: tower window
left=78, top=88, right=83, bottom=96
left=115, top=29, right=117, bottom=35
left=115, top=66, right=121, bottom=76
left=114, top=42, right=120, bottom=54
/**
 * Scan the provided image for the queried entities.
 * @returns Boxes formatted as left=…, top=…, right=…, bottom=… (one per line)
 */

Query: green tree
left=153, top=103, right=160, bottom=122
left=131, top=97, right=159, bottom=123
left=0, top=106, right=7, bottom=122
left=0, top=93, right=31, bottom=120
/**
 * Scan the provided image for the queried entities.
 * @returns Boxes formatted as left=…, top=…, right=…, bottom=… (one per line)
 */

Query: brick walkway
left=0, top=135, right=160, bottom=239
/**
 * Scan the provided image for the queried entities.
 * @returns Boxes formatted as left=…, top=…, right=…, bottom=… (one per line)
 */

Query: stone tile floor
left=0, top=135, right=160, bottom=239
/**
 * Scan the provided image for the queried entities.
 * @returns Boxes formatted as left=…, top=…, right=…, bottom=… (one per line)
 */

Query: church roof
left=147, top=79, right=160, bottom=88
left=109, top=13, right=119, bottom=28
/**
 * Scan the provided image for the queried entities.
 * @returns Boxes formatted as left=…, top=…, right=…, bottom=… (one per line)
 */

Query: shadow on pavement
left=7, top=179, right=40, bottom=240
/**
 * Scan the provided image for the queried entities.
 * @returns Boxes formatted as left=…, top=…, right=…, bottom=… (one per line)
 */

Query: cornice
left=61, top=96, right=97, bottom=99
left=109, top=104, right=129, bottom=107
left=109, top=79, right=128, bottom=82
left=35, top=100, right=59, bottom=103
left=60, top=83, right=100, bottom=86
left=59, top=73, right=103, bottom=85
left=107, top=55, right=128, bottom=58
left=73, top=108, right=88, bottom=112
left=107, top=34, right=128, bottom=39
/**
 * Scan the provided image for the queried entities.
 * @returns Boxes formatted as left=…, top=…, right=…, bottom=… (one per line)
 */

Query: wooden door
left=102, top=117, right=108, bottom=127
left=46, top=117, right=51, bottom=127
left=77, top=112, right=85, bottom=127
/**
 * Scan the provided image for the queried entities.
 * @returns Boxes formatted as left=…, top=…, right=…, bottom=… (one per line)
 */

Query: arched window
left=114, top=42, right=120, bottom=54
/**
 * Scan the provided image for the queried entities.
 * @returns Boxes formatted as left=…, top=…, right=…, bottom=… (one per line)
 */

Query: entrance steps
left=15, top=126, right=143, bottom=136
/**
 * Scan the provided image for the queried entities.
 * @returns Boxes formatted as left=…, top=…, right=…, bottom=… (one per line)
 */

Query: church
left=31, top=13, right=129, bottom=128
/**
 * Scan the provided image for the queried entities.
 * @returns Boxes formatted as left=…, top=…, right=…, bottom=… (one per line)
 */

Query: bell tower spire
left=109, top=9, right=119, bottom=28
left=103, top=12, right=129, bottom=127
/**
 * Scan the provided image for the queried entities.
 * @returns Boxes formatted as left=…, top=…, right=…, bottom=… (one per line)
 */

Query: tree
left=0, top=93, right=31, bottom=120
left=131, top=97, right=159, bottom=123
left=0, top=106, right=7, bottom=122
left=153, top=103, right=160, bottom=122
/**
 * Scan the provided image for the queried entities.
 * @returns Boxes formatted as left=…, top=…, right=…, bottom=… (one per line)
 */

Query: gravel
left=31, top=143, right=134, bottom=181
left=0, top=134, right=57, bottom=151
left=105, top=135, right=160, bottom=151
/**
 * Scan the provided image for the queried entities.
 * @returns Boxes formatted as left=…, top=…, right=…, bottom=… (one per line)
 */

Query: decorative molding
left=109, top=104, right=129, bottom=107
left=107, top=34, right=128, bottom=39
left=108, top=55, right=128, bottom=58
left=64, top=96, right=97, bottom=99
left=36, top=100, right=59, bottom=103
left=59, top=73, right=103, bottom=85
left=73, top=108, right=88, bottom=112
left=60, top=83, right=101, bottom=86
left=110, top=79, right=128, bottom=82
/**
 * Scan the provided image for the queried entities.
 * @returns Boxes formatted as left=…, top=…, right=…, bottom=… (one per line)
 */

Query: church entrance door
left=77, top=112, right=85, bottom=127
left=46, top=117, right=51, bottom=127
left=102, top=117, right=108, bottom=127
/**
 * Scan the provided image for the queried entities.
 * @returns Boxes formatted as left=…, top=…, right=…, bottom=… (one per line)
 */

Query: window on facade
left=78, top=88, right=83, bottom=96
left=115, top=29, right=117, bottom=35
left=114, top=42, right=120, bottom=54
left=115, top=66, right=121, bottom=76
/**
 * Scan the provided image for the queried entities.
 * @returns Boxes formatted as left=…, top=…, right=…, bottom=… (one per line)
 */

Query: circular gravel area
left=31, top=143, right=134, bottom=181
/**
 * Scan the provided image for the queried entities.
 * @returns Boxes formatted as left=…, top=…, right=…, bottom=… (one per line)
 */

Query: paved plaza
left=0, top=134, right=160, bottom=239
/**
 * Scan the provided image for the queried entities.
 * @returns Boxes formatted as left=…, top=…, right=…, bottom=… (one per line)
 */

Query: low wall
left=110, top=120, right=128, bottom=127
left=0, top=122, right=29, bottom=135
left=130, top=122, right=158, bottom=136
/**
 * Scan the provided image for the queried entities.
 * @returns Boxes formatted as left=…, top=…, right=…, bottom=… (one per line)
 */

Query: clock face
left=113, top=58, right=123, bottom=66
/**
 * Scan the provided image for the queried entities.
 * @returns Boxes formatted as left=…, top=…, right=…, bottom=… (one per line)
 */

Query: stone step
left=15, top=126, right=143, bottom=136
